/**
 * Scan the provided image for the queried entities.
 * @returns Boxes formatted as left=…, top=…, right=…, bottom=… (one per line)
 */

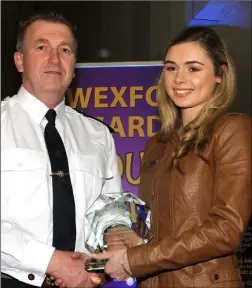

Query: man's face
left=14, top=20, right=76, bottom=98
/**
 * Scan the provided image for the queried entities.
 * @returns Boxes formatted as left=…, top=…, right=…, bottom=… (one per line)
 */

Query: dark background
left=1, top=1, right=252, bottom=286
left=1, top=1, right=251, bottom=118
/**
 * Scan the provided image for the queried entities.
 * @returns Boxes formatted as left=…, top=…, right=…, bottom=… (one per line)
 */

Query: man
left=1, top=11, right=137, bottom=288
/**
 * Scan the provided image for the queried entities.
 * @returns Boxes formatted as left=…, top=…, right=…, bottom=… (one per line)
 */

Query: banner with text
left=67, top=62, right=162, bottom=196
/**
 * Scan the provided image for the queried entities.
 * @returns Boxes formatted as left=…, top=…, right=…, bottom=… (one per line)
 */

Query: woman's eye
left=165, top=66, right=176, bottom=71
left=189, top=67, right=199, bottom=72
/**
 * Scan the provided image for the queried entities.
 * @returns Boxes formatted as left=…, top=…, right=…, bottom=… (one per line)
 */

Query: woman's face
left=163, top=41, right=221, bottom=119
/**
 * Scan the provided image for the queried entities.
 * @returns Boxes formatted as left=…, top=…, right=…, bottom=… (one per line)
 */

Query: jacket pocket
left=194, top=269, right=243, bottom=287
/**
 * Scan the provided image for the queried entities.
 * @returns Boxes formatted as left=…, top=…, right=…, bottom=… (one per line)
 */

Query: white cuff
left=20, top=239, right=55, bottom=286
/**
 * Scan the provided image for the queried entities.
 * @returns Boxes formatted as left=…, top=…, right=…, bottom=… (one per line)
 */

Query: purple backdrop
left=67, top=63, right=162, bottom=195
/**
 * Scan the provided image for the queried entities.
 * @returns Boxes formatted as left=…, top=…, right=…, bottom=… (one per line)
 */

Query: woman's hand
left=92, top=248, right=132, bottom=281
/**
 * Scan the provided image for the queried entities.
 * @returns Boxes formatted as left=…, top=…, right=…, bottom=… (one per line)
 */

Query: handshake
left=46, top=226, right=143, bottom=288
left=46, top=192, right=152, bottom=287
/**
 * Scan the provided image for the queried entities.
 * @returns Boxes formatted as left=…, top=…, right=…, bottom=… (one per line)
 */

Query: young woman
left=93, top=26, right=251, bottom=288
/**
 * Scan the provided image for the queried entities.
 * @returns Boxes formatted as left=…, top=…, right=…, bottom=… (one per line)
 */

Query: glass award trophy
left=84, top=192, right=153, bottom=287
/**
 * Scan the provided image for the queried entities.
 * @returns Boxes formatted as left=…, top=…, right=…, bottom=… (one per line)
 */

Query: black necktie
left=44, top=109, right=76, bottom=251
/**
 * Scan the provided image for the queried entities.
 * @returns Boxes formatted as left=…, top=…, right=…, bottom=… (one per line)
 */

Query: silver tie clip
left=50, top=170, right=69, bottom=178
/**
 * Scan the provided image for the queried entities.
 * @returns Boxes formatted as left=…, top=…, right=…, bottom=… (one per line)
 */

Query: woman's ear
left=216, top=64, right=227, bottom=83
left=14, top=52, right=24, bottom=72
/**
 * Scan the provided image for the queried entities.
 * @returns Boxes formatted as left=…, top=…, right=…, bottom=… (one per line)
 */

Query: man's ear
left=14, top=52, right=24, bottom=72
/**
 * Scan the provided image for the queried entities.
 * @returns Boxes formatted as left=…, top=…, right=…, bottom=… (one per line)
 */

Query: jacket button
left=213, top=273, right=219, bottom=281
left=28, top=274, right=35, bottom=280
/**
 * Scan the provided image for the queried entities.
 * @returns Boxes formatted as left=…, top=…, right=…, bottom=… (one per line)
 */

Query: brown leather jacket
left=127, top=114, right=251, bottom=287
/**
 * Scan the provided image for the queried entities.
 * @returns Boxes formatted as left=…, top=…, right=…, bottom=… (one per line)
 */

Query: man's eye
left=37, top=45, right=46, bottom=50
left=62, top=48, right=71, bottom=53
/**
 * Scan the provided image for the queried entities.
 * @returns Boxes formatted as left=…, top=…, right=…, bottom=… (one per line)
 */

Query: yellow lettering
left=128, top=116, right=144, bottom=137
left=125, top=152, right=140, bottom=185
left=110, top=117, right=126, bottom=137
left=117, top=154, right=123, bottom=177
left=95, top=117, right=104, bottom=121
left=130, top=86, right=143, bottom=107
left=94, top=87, right=108, bottom=107
left=146, top=86, right=158, bottom=107
left=66, top=87, right=92, bottom=108
left=129, top=202, right=138, bottom=223
left=147, top=116, right=160, bottom=137
left=110, top=87, right=127, bottom=107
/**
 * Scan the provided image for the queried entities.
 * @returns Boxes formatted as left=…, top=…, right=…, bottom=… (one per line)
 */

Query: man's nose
left=48, top=49, right=60, bottom=64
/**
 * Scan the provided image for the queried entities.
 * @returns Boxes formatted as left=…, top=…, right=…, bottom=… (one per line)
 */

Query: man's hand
left=104, top=226, right=143, bottom=251
left=47, top=250, right=101, bottom=287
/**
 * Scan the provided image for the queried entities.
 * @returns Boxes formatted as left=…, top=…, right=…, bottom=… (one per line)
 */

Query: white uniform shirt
left=1, top=86, right=122, bottom=286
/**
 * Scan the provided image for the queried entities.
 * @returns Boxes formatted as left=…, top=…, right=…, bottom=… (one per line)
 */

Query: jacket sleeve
left=127, top=115, right=251, bottom=277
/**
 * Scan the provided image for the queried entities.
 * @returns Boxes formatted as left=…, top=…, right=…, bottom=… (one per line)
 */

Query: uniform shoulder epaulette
left=75, top=109, right=115, bottom=133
